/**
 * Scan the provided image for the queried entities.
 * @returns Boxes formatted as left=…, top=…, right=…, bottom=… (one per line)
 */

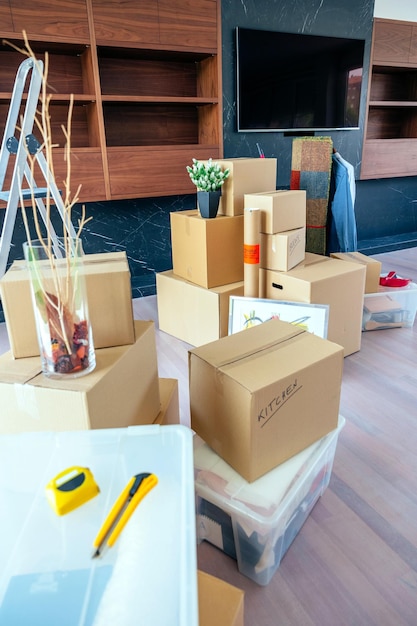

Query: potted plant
left=186, top=158, right=230, bottom=218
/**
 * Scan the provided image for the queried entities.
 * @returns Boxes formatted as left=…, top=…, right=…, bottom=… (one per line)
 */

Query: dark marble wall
left=220, top=0, right=374, bottom=186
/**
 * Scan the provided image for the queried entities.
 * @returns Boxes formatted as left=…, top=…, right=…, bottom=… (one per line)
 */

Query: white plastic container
left=362, top=281, right=417, bottom=330
left=195, top=416, right=345, bottom=586
left=0, top=425, right=198, bottom=626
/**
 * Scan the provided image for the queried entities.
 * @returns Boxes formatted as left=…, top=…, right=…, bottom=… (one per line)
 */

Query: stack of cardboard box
left=241, top=190, right=367, bottom=357
left=0, top=251, right=180, bottom=433
left=189, top=315, right=346, bottom=584
left=157, top=158, right=277, bottom=346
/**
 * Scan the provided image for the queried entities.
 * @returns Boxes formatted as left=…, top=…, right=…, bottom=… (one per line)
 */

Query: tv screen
left=236, top=27, right=365, bottom=133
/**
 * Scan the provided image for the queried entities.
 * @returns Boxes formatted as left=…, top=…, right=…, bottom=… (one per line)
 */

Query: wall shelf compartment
left=0, top=0, right=222, bottom=202
left=361, top=18, right=417, bottom=179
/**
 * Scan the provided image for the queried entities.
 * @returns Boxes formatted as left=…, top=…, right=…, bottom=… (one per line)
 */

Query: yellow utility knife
left=92, top=472, right=158, bottom=558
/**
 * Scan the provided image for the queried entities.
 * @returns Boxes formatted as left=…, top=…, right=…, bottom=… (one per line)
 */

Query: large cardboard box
left=244, top=190, right=306, bottom=233
left=0, top=320, right=160, bottom=433
left=259, top=253, right=366, bottom=356
left=190, top=318, right=344, bottom=482
left=170, top=210, right=244, bottom=288
left=260, top=227, right=306, bottom=272
left=153, top=378, right=180, bottom=425
left=157, top=270, right=244, bottom=346
left=216, top=158, right=277, bottom=216
left=0, top=251, right=135, bottom=359
left=330, top=251, right=382, bottom=294
left=198, top=571, right=244, bottom=626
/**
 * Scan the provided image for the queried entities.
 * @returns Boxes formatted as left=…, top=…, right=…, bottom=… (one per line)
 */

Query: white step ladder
left=0, top=57, right=76, bottom=281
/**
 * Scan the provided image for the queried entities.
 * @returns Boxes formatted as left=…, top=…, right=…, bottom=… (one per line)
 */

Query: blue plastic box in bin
left=195, top=416, right=345, bottom=586
left=0, top=425, right=198, bottom=626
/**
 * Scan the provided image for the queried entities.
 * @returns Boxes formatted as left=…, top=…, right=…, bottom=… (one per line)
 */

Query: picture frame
left=228, top=296, right=329, bottom=338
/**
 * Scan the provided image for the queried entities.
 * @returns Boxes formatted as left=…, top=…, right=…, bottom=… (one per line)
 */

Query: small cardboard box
left=260, top=227, right=306, bottom=272
left=153, top=378, right=180, bottom=425
left=216, top=158, right=277, bottom=216
left=198, top=571, right=244, bottom=626
left=157, top=269, right=244, bottom=346
left=189, top=318, right=344, bottom=482
left=362, top=282, right=417, bottom=330
left=0, top=320, right=161, bottom=434
left=259, top=253, right=366, bottom=356
left=0, top=251, right=135, bottom=359
left=330, top=251, right=382, bottom=294
left=244, top=190, right=306, bottom=234
left=170, top=210, right=244, bottom=289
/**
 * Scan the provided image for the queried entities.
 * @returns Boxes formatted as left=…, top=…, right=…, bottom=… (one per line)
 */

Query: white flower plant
left=186, top=158, right=230, bottom=192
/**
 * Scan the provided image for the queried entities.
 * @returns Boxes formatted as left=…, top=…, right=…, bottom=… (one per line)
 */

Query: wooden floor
left=0, top=247, right=416, bottom=625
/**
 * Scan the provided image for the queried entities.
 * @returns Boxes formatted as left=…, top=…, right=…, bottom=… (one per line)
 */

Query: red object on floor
left=379, top=271, right=411, bottom=288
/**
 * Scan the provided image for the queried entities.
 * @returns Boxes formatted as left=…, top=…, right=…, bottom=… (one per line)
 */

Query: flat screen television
left=236, top=27, right=365, bottom=133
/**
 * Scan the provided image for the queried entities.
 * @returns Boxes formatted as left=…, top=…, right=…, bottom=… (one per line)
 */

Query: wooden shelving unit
left=0, top=0, right=223, bottom=202
left=361, top=17, right=417, bottom=179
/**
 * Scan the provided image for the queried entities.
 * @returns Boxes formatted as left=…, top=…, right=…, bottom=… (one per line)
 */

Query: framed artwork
left=228, top=296, right=329, bottom=338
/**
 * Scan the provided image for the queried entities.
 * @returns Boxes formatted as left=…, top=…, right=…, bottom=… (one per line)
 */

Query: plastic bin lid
left=0, top=425, right=198, bottom=626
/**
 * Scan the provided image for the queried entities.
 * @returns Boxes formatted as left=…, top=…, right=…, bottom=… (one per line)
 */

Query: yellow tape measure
left=46, top=466, right=100, bottom=516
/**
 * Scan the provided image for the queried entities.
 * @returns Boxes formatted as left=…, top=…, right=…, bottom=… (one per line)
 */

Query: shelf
left=361, top=138, right=417, bottom=179
left=100, top=96, right=218, bottom=104
left=106, top=144, right=220, bottom=199
left=361, top=18, right=417, bottom=179
left=369, top=101, right=417, bottom=106
left=0, top=0, right=222, bottom=201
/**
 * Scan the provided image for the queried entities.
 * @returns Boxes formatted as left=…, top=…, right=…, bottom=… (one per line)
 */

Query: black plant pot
left=197, top=189, right=221, bottom=218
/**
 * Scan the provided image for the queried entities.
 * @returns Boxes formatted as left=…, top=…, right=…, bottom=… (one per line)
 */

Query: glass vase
left=23, top=237, right=96, bottom=379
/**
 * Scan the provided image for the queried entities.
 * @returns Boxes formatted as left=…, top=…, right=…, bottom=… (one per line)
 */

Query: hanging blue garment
left=327, top=152, right=357, bottom=253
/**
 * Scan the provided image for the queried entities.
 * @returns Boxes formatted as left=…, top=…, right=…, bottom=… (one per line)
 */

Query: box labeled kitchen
left=189, top=318, right=344, bottom=482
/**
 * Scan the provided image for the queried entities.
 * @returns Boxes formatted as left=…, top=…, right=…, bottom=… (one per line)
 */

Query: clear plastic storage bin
left=362, top=281, right=417, bottom=330
left=0, top=425, right=198, bottom=626
left=195, top=417, right=345, bottom=586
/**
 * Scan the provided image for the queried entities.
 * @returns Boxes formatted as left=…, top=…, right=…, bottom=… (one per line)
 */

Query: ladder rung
left=0, top=188, right=52, bottom=200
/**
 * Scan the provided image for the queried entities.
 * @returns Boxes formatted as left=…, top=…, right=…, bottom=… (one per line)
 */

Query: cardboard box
left=170, top=210, right=244, bottom=289
left=362, top=282, right=417, bottom=330
left=157, top=270, right=244, bottom=346
left=154, top=378, right=180, bottom=425
left=0, top=320, right=160, bottom=434
left=330, top=251, right=382, bottom=294
left=216, top=158, right=277, bottom=216
left=195, top=417, right=344, bottom=586
left=198, top=571, right=244, bottom=626
left=0, top=251, right=135, bottom=358
left=259, top=253, right=366, bottom=356
left=244, top=190, right=306, bottom=233
left=190, top=318, right=344, bottom=482
left=260, top=227, right=306, bottom=272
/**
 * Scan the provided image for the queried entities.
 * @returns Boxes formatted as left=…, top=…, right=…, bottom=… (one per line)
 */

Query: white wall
left=374, top=0, right=417, bottom=21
